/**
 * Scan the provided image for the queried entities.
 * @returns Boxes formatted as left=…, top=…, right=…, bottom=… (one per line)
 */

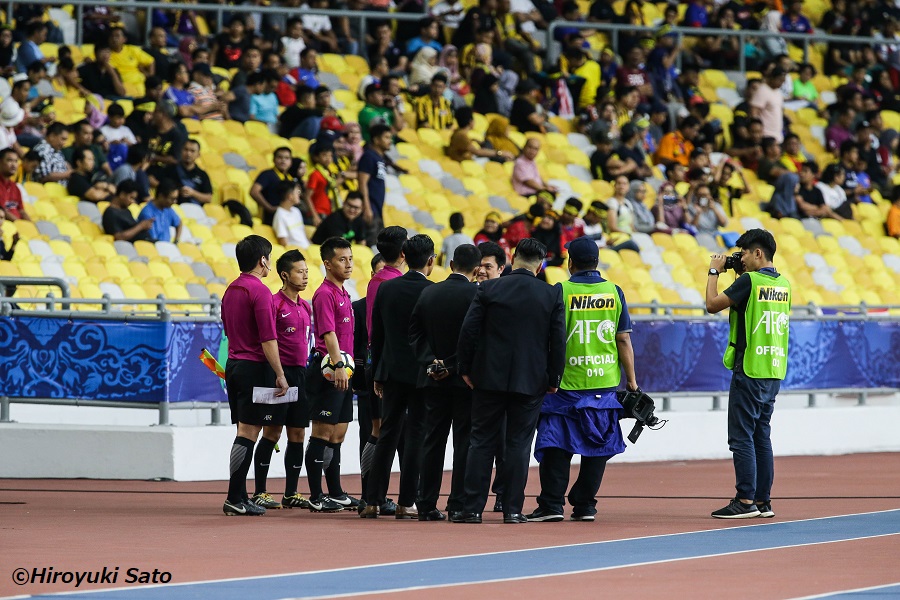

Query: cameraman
left=527, top=237, right=638, bottom=522
left=706, top=228, right=791, bottom=519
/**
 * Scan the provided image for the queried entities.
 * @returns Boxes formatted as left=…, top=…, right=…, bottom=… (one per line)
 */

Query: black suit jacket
left=371, top=270, right=434, bottom=386
left=457, top=268, right=566, bottom=396
left=409, top=273, right=479, bottom=389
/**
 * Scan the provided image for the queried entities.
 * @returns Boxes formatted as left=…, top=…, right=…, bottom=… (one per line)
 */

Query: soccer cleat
left=252, top=492, right=283, bottom=509
left=330, top=493, right=361, bottom=508
left=756, top=503, right=775, bottom=518
left=711, top=498, right=761, bottom=519
left=525, top=507, right=564, bottom=522
left=379, top=498, right=397, bottom=516
left=281, top=493, right=310, bottom=509
left=307, top=495, right=344, bottom=513
left=223, top=499, right=266, bottom=516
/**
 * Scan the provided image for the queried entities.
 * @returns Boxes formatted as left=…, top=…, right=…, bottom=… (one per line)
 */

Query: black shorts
left=225, top=359, right=287, bottom=427
left=307, top=360, right=354, bottom=425
left=284, top=364, right=310, bottom=429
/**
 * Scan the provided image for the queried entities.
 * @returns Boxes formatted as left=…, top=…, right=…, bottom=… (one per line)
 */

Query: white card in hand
left=252, top=386, right=299, bottom=405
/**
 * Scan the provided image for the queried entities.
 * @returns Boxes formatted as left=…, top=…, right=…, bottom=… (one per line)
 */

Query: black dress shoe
left=448, top=510, right=464, bottom=522
left=493, top=498, right=504, bottom=513
left=418, top=508, right=446, bottom=521
left=504, top=513, right=528, bottom=524
left=450, top=511, right=481, bottom=523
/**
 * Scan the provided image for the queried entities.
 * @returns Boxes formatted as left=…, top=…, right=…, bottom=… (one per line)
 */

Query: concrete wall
left=3, top=404, right=900, bottom=480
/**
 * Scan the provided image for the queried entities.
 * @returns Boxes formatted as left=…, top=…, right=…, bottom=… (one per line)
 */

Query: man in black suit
left=454, top=238, right=566, bottom=524
left=361, top=234, right=436, bottom=519
left=409, top=244, right=481, bottom=522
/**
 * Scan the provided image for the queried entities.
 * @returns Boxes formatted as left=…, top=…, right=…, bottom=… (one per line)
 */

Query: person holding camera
left=526, top=237, right=637, bottom=523
left=706, top=228, right=791, bottom=519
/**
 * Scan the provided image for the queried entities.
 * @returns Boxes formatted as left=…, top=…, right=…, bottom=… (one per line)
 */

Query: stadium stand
left=1, top=0, right=899, bottom=315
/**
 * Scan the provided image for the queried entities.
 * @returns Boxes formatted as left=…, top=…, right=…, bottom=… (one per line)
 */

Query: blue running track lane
left=21, top=510, right=900, bottom=600
left=789, top=583, right=900, bottom=599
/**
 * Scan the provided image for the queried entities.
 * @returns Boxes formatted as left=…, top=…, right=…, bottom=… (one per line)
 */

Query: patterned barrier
left=1, top=316, right=898, bottom=402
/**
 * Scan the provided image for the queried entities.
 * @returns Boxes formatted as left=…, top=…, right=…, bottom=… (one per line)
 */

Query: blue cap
left=565, top=237, right=599, bottom=265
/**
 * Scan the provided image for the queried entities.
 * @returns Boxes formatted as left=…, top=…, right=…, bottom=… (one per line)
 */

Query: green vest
left=560, top=279, right=621, bottom=390
left=723, top=270, right=792, bottom=380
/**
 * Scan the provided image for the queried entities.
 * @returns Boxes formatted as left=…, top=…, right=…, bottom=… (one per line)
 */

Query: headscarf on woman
left=485, top=117, right=520, bottom=156
left=410, top=46, right=443, bottom=87
left=179, top=37, right=197, bottom=70
left=343, top=122, right=364, bottom=163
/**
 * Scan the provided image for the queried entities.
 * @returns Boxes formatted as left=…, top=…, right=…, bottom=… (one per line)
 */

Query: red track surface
left=2, top=453, right=898, bottom=599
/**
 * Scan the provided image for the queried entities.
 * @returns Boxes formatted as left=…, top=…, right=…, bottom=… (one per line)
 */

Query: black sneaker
left=756, top=502, right=775, bottom=518
left=379, top=498, right=397, bottom=516
left=571, top=508, right=597, bottom=521
left=307, top=495, right=344, bottom=513
left=711, top=498, right=761, bottom=519
left=251, top=492, right=283, bottom=509
left=525, top=507, right=564, bottom=522
left=330, top=493, right=361, bottom=508
left=281, top=493, right=310, bottom=509
left=223, top=499, right=266, bottom=516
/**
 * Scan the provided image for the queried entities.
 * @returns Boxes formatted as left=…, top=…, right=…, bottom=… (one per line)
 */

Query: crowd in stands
left=1, top=0, right=900, bottom=287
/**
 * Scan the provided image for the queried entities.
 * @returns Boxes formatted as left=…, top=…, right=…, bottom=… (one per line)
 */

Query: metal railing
left=0, top=396, right=224, bottom=426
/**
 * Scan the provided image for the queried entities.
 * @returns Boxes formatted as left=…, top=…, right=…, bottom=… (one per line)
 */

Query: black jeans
left=536, top=448, right=610, bottom=516
left=418, top=386, right=472, bottom=513
left=365, top=380, right=425, bottom=507
left=463, top=390, right=543, bottom=515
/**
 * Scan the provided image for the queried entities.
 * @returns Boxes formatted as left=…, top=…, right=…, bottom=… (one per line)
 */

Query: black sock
left=324, top=442, right=343, bottom=496
left=284, top=440, right=305, bottom=497
left=253, top=437, right=277, bottom=496
left=227, top=437, right=255, bottom=503
left=359, top=436, right=377, bottom=501
left=305, top=437, right=328, bottom=499
left=322, top=446, right=334, bottom=471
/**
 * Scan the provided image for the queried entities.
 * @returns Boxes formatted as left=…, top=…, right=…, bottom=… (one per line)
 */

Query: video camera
left=723, top=251, right=744, bottom=274
left=616, top=389, right=663, bottom=443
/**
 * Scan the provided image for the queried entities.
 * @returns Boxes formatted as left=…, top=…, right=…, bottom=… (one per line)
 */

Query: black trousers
left=365, top=380, right=425, bottom=507
left=418, top=386, right=472, bottom=513
left=536, top=448, right=610, bottom=515
left=463, top=390, right=543, bottom=515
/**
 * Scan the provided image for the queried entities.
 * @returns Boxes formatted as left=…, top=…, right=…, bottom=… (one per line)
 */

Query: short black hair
left=0, top=148, right=17, bottom=161
left=681, top=116, right=701, bottom=130
left=839, top=140, right=859, bottom=157
left=116, top=179, right=138, bottom=196
left=369, top=123, right=392, bottom=139
left=71, top=146, right=91, bottom=167
left=107, top=103, right=125, bottom=118
left=402, top=234, right=435, bottom=269
left=184, top=138, right=201, bottom=151
left=431, top=72, right=449, bottom=85
left=801, top=160, right=819, bottom=174
left=451, top=243, right=481, bottom=273
left=454, top=106, right=473, bottom=128
left=478, top=241, right=507, bottom=268
left=300, top=47, right=316, bottom=60
left=276, top=249, right=306, bottom=282
left=514, top=238, right=547, bottom=264
left=571, top=254, right=599, bottom=273
left=735, top=228, right=776, bottom=261
left=155, top=177, right=179, bottom=198
left=449, top=211, right=465, bottom=231
left=46, top=122, right=68, bottom=137
left=376, top=226, right=408, bottom=262
left=344, top=191, right=364, bottom=206
left=273, top=146, right=292, bottom=159
left=371, top=252, right=385, bottom=272
left=126, top=144, right=148, bottom=165
left=27, top=60, right=45, bottom=74
left=274, top=180, right=297, bottom=203
left=320, top=236, right=352, bottom=262
left=247, top=71, right=266, bottom=87
left=235, top=234, right=273, bottom=272
left=295, top=84, right=316, bottom=100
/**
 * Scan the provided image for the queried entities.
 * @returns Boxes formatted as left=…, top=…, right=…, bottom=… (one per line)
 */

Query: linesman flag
left=199, top=348, right=225, bottom=380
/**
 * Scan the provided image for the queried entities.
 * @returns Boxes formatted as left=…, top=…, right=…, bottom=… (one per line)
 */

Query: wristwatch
left=708, top=268, right=719, bottom=276
left=333, top=361, right=346, bottom=369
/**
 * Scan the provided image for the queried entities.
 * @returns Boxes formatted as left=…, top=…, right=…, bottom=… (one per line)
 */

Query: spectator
left=0, top=27, right=14, bottom=77
left=281, top=18, right=308, bottom=70
left=816, top=163, right=853, bottom=219
left=473, top=74, right=507, bottom=116
left=887, top=188, right=900, bottom=237
left=503, top=202, right=542, bottom=249
left=792, top=63, right=820, bottom=108
left=626, top=179, right=660, bottom=236
left=161, top=139, right=213, bottom=205
left=368, top=21, right=408, bottom=73
left=307, top=140, right=340, bottom=218
left=357, top=84, right=395, bottom=142
left=112, top=144, right=152, bottom=204
left=77, top=45, right=126, bottom=99
left=188, top=63, right=227, bottom=121
left=278, top=85, right=320, bottom=139
left=531, top=210, right=564, bottom=266
left=358, top=55, right=389, bottom=103
left=563, top=47, right=601, bottom=111
left=605, top=175, right=638, bottom=239
left=291, top=48, right=320, bottom=91
left=615, top=46, right=654, bottom=103
left=406, top=16, right=443, bottom=57
left=329, top=129, right=359, bottom=193
left=231, top=47, right=262, bottom=89
left=654, top=116, right=700, bottom=169
left=0, top=97, right=24, bottom=153
left=145, top=27, right=172, bottom=82
left=409, top=46, right=444, bottom=90
left=32, top=122, right=72, bottom=185
left=107, top=26, right=155, bottom=90
left=102, top=180, right=154, bottom=242
left=826, top=105, right=856, bottom=156
left=653, top=181, right=691, bottom=233
left=758, top=137, right=800, bottom=219
left=727, top=118, right=764, bottom=170
left=837, top=140, right=865, bottom=202
left=0, top=205, right=19, bottom=260
left=473, top=211, right=511, bottom=255
left=146, top=100, right=187, bottom=185
left=446, top=107, right=515, bottom=162
left=687, top=183, right=727, bottom=235
left=750, top=66, right=786, bottom=143
left=513, top=137, right=558, bottom=197
left=415, top=74, right=454, bottom=130
left=272, top=180, right=311, bottom=248
left=15, top=22, right=52, bottom=72
left=67, top=147, right=116, bottom=202
left=137, top=178, right=182, bottom=243
left=311, top=190, right=367, bottom=244
left=25, top=61, right=55, bottom=101
left=682, top=0, right=709, bottom=27
left=713, top=159, right=749, bottom=216
left=440, top=212, right=475, bottom=266
left=510, top=79, right=547, bottom=134
left=127, top=76, right=164, bottom=143
left=590, top=129, right=616, bottom=181
left=781, top=133, right=808, bottom=172
left=251, top=147, right=299, bottom=226
left=439, top=45, right=467, bottom=99
left=343, top=122, right=364, bottom=163
left=558, top=198, right=585, bottom=247
left=101, top=103, right=137, bottom=170
left=229, top=70, right=262, bottom=123
left=0, top=149, right=29, bottom=221
left=63, top=120, right=112, bottom=178
left=250, top=69, right=280, bottom=126
left=302, top=0, right=339, bottom=53
left=781, top=0, right=813, bottom=35
left=484, top=116, right=519, bottom=156
left=731, top=78, right=762, bottom=146
left=610, top=122, right=653, bottom=180
left=358, top=123, right=392, bottom=234
left=210, top=16, right=252, bottom=69
left=795, top=161, right=839, bottom=220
